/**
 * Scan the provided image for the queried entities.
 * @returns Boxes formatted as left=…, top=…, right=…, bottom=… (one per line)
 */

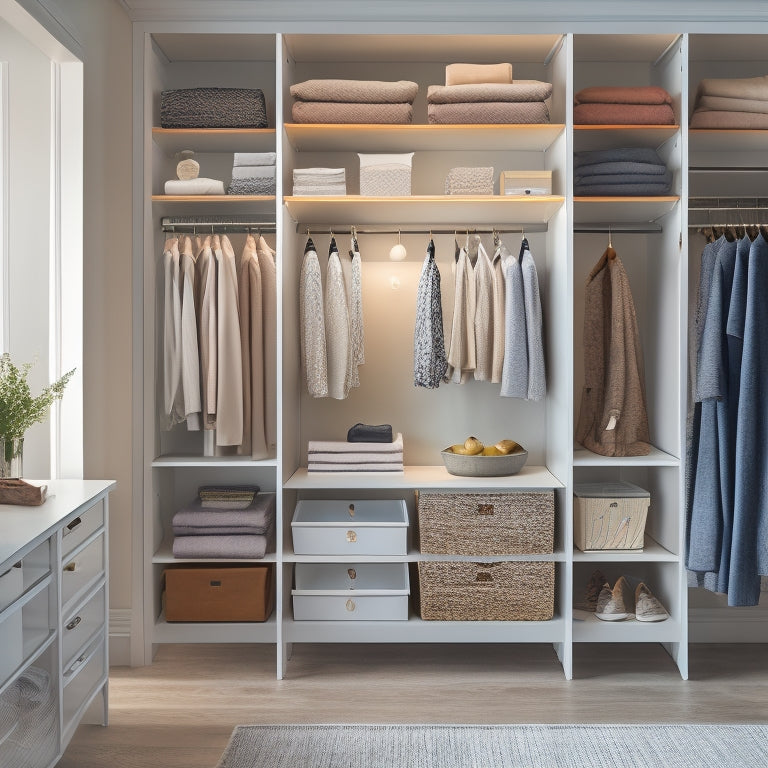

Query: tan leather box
left=164, top=565, right=274, bottom=622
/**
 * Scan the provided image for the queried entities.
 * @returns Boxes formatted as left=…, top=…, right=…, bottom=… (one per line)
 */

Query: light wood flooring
left=59, top=643, right=768, bottom=768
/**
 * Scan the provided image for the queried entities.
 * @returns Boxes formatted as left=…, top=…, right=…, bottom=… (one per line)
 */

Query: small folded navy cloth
left=347, top=423, right=394, bottom=443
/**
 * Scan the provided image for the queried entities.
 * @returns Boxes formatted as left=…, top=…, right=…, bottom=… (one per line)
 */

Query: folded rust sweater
left=574, top=103, right=675, bottom=125
left=574, top=85, right=672, bottom=105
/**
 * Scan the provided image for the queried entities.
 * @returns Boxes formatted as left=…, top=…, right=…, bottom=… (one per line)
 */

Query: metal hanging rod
left=296, top=224, right=548, bottom=237
left=573, top=224, right=663, bottom=234
left=161, top=216, right=276, bottom=233
left=689, top=167, right=768, bottom=173
left=689, top=197, right=768, bottom=208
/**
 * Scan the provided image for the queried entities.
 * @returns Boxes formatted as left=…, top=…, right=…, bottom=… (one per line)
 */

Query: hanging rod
left=689, top=167, right=768, bottom=173
left=161, top=215, right=276, bottom=233
left=689, top=196, right=768, bottom=209
left=573, top=224, right=663, bottom=234
left=296, top=224, right=548, bottom=236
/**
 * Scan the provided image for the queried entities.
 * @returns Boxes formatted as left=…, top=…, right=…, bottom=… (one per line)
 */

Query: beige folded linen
left=164, top=178, right=225, bottom=195
left=695, top=94, right=768, bottom=115
left=290, top=79, right=418, bottom=104
left=445, top=166, right=494, bottom=195
left=427, top=81, right=553, bottom=104
left=696, top=75, right=768, bottom=102
left=573, top=103, right=676, bottom=125
left=689, top=109, right=768, bottom=129
left=428, top=101, right=550, bottom=125
left=292, top=101, right=413, bottom=124
left=574, top=85, right=672, bottom=105
left=445, top=62, right=513, bottom=86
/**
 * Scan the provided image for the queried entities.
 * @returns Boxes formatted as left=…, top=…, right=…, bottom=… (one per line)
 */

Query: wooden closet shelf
left=284, top=123, right=565, bottom=152
left=284, top=195, right=565, bottom=226
left=152, top=127, right=276, bottom=154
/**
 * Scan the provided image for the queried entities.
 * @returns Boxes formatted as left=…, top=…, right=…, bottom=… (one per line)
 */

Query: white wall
left=0, top=16, right=52, bottom=478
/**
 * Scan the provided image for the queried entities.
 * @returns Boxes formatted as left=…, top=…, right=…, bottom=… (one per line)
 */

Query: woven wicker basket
left=417, top=560, right=554, bottom=621
left=417, top=491, right=554, bottom=555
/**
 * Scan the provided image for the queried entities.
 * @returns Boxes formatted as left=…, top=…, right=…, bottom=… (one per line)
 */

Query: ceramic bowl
left=440, top=448, right=528, bottom=477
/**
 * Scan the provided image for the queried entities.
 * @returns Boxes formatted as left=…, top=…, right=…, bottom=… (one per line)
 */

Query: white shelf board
left=572, top=445, right=679, bottom=467
left=283, top=549, right=567, bottom=564
left=573, top=536, right=679, bottom=563
left=151, top=454, right=277, bottom=468
left=284, top=195, right=564, bottom=226
left=689, top=129, right=768, bottom=154
left=285, top=465, right=565, bottom=490
left=154, top=614, right=277, bottom=644
left=152, top=194, right=276, bottom=204
left=284, top=123, right=565, bottom=153
left=153, top=540, right=277, bottom=564
left=152, top=127, right=276, bottom=155
left=284, top=614, right=565, bottom=643
left=574, top=125, right=679, bottom=152
left=573, top=197, right=679, bottom=225
left=572, top=612, right=681, bottom=643
left=284, top=34, right=563, bottom=63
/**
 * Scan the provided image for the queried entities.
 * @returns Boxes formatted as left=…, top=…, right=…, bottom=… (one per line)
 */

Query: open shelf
left=574, top=125, right=679, bottom=152
left=572, top=612, right=682, bottom=643
left=151, top=454, right=277, bottom=467
left=284, top=123, right=565, bottom=153
left=285, top=465, right=565, bottom=490
left=154, top=613, right=278, bottom=643
left=153, top=541, right=278, bottom=564
left=572, top=536, right=679, bottom=563
left=573, top=197, right=679, bottom=225
left=284, top=195, right=564, bottom=226
left=573, top=445, right=679, bottom=467
left=152, top=127, right=276, bottom=155
left=283, top=614, right=566, bottom=643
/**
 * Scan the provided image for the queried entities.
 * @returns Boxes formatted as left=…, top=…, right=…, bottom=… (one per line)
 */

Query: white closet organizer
left=137, top=29, right=695, bottom=680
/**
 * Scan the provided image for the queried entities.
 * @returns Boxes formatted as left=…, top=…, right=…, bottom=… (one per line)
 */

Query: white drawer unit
left=0, top=480, right=114, bottom=767
left=292, top=562, right=410, bottom=621
left=292, top=499, right=409, bottom=556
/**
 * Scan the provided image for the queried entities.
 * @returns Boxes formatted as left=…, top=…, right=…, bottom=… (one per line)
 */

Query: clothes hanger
left=427, top=238, right=435, bottom=260
left=519, top=227, right=529, bottom=260
left=589, top=228, right=617, bottom=278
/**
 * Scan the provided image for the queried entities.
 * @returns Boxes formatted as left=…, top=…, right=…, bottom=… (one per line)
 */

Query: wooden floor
left=59, top=642, right=768, bottom=768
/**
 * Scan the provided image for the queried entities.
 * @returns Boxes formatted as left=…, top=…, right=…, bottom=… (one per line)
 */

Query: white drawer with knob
left=292, top=562, right=409, bottom=621
left=62, top=583, right=106, bottom=671
left=291, top=500, right=408, bottom=555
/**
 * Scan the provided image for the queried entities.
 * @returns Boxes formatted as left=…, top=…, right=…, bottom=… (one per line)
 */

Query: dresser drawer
left=62, top=531, right=105, bottom=610
left=61, top=499, right=105, bottom=562
left=62, top=584, right=105, bottom=670
left=62, top=634, right=106, bottom=732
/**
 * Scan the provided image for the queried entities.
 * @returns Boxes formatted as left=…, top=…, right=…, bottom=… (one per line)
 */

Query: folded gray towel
left=172, top=493, right=275, bottom=534
left=172, top=533, right=271, bottom=559
left=574, top=147, right=664, bottom=168
left=231, top=165, right=276, bottom=180
left=227, top=177, right=277, bottom=195
left=574, top=170, right=672, bottom=186
left=233, top=152, right=276, bottom=167
left=574, top=182, right=673, bottom=196
left=574, top=161, right=669, bottom=178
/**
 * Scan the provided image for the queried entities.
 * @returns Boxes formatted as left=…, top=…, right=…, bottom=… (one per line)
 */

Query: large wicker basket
left=417, top=491, right=554, bottom=555
left=417, top=560, right=555, bottom=621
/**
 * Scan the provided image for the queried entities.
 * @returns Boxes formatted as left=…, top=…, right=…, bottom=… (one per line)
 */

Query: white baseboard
left=688, top=606, right=768, bottom=643
left=108, top=608, right=132, bottom=667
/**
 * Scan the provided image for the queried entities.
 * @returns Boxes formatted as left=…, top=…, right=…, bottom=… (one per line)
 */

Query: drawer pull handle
left=65, top=517, right=83, bottom=533
left=348, top=503, right=355, bottom=517
left=346, top=530, right=357, bottom=543
left=477, top=504, right=495, bottom=516
left=345, top=599, right=356, bottom=612
left=66, top=616, right=82, bottom=631
left=347, top=568, right=357, bottom=580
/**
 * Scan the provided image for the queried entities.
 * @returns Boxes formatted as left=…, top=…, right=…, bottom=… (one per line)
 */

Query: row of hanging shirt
left=687, top=228, right=768, bottom=607
left=300, top=235, right=365, bottom=400
left=162, top=232, right=277, bottom=459
left=414, top=231, right=545, bottom=399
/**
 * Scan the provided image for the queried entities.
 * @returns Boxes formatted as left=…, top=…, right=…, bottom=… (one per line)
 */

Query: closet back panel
left=291, top=231, right=550, bottom=468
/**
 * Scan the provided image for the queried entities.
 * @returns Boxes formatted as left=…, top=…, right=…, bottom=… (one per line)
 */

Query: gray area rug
left=216, top=723, right=768, bottom=768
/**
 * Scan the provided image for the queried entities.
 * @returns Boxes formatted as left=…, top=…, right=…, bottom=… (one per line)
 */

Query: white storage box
left=500, top=170, right=552, bottom=196
left=573, top=481, right=650, bottom=552
left=292, top=499, right=409, bottom=555
left=358, top=153, right=413, bottom=196
left=292, top=562, right=410, bottom=621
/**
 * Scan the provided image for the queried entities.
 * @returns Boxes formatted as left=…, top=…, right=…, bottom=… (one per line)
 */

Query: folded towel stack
left=292, top=167, right=347, bottom=196
left=290, top=79, right=419, bottom=124
left=444, top=166, right=494, bottom=195
left=227, top=152, right=276, bottom=195
left=164, top=177, right=225, bottom=195
left=307, top=432, right=404, bottom=473
left=573, top=147, right=672, bottom=197
left=690, top=75, right=768, bottom=129
left=574, top=86, right=675, bottom=125
left=172, top=487, right=275, bottom=559
left=428, top=62, right=552, bottom=125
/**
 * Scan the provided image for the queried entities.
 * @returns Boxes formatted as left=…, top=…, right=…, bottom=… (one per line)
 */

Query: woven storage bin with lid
left=573, top=481, right=649, bottom=552
left=417, top=560, right=554, bottom=621
left=417, top=491, right=554, bottom=555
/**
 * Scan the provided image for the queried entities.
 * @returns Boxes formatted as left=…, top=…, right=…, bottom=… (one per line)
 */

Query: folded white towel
left=231, top=165, right=276, bottom=180
left=308, top=433, right=404, bottom=454
left=233, top=152, right=276, bottom=167
left=292, top=184, right=347, bottom=196
left=164, top=177, right=225, bottom=195
left=308, top=462, right=404, bottom=473
left=309, top=451, right=404, bottom=463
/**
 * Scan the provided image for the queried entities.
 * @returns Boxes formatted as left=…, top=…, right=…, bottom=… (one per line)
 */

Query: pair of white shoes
left=594, top=574, right=669, bottom=622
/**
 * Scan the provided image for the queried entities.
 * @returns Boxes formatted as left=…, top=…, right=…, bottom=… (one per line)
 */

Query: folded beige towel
left=290, top=79, right=418, bottom=104
left=446, top=62, right=513, bottom=86
left=695, top=75, right=768, bottom=102
left=428, top=101, right=550, bottom=125
left=696, top=94, right=768, bottom=116
left=292, top=101, right=413, bottom=124
left=690, top=110, right=768, bottom=129
left=428, top=81, right=553, bottom=104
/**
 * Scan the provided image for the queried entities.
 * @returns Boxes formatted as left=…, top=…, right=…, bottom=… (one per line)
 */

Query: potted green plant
left=0, top=353, right=75, bottom=478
